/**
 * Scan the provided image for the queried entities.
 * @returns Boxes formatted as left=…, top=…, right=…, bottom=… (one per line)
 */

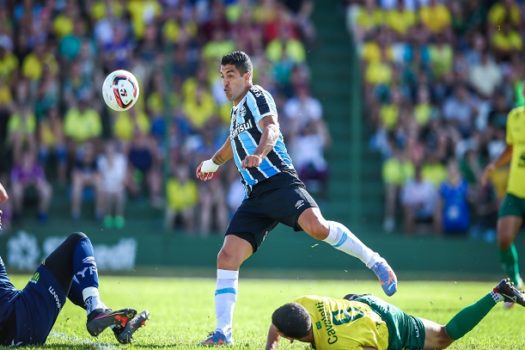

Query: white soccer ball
left=102, top=69, right=140, bottom=112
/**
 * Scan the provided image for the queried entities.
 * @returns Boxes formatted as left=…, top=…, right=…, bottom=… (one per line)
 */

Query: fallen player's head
left=272, top=303, right=312, bottom=340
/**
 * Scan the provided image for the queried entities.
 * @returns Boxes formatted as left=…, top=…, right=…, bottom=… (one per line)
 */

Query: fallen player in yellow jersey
left=266, top=279, right=525, bottom=350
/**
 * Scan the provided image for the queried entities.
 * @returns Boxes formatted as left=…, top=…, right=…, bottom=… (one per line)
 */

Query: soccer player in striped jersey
left=196, top=51, right=397, bottom=345
left=482, top=100, right=525, bottom=292
left=266, top=278, right=525, bottom=350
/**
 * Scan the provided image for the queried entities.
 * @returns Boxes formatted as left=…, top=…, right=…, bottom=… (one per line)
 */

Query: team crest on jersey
left=239, top=105, right=247, bottom=117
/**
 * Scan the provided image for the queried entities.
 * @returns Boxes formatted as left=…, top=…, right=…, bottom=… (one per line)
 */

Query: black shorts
left=226, top=172, right=318, bottom=252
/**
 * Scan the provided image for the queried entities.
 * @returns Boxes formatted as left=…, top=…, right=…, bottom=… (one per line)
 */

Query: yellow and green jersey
left=295, top=295, right=389, bottom=350
left=506, top=106, right=525, bottom=198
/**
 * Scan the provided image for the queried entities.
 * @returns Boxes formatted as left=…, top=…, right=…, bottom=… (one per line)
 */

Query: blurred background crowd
left=0, top=0, right=332, bottom=234
left=347, top=0, right=524, bottom=239
left=1, top=0, right=523, bottom=240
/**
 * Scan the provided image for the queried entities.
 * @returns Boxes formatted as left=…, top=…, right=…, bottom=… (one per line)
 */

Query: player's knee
left=303, top=221, right=329, bottom=240
left=217, top=249, right=242, bottom=269
left=498, top=233, right=514, bottom=249
left=67, top=232, right=88, bottom=244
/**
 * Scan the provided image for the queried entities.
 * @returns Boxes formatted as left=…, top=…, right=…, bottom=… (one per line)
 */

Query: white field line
left=48, top=331, right=119, bottom=349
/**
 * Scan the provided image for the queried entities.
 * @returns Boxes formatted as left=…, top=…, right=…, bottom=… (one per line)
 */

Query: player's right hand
left=481, top=163, right=495, bottom=188
left=196, top=161, right=216, bottom=181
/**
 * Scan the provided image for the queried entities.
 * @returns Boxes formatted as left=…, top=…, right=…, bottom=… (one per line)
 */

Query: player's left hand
left=242, top=155, right=262, bottom=168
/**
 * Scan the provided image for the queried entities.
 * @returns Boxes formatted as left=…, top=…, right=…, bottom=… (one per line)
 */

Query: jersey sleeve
left=506, top=110, right=514, bottom=145
left=247, top=86, right=278, bottom=125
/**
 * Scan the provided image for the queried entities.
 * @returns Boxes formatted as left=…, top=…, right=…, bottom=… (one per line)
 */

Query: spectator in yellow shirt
left=64, top=96, right=102, bottom=146
left=7, top=103, right=37, bottom=160
left=112, top=107, right=151, bottom=144
left=22, top=42, right=58, bottom=81
left=183, top=84, right=216, bottom=130
left=165, top=164, right=198, bottom=233
left=419, top=0, right=451, bottom=35
left=488, top=0, right=521, bottom=29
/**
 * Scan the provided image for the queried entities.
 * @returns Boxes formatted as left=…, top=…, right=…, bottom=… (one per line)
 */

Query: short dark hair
left=272, top=303, right=311, bottom=339
left=221, top=50, right=253, bottom=75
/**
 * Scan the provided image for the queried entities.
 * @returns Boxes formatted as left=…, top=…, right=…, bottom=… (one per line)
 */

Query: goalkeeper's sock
left=500, top=244, right=522, bottom=286
left=214, top=269, right=238, bottom=339
left=83, top=287, right=108, bottom=315
left=445, top=292, right=498, bottom=340
left=323, top=221, right=381, bottom=268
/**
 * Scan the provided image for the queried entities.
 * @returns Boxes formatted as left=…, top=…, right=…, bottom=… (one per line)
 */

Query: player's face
left=220, top=64, right=250, bottom=104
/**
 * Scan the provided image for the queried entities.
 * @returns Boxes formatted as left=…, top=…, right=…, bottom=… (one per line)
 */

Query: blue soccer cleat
left=199, top=330, right=232, bottom=346
left=371, top=259, right=398, bottom=296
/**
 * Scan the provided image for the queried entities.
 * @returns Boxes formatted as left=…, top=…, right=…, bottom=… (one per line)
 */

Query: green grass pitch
left=7, top=275, right=525, bottom=349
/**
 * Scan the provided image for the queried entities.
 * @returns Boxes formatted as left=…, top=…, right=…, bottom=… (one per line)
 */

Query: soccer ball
left=102, top=70, right=140, bottom=112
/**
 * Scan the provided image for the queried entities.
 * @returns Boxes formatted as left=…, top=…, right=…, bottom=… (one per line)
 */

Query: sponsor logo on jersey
left=316, top=302, right=338, bottom=344
left=48, top=286, right=62, bottom=310
left=295, top=200, right=305, bottom=210
left=231, top=119, right=253, bottom=139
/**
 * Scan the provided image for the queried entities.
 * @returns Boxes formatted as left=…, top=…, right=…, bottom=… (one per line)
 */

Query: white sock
left=83, top=287, right=107, bottom=315
left=323, top=221, right=381, bottom=268
left=215, top=269, right=239, bottom=339
left=491, top=291, right=504, bottom=303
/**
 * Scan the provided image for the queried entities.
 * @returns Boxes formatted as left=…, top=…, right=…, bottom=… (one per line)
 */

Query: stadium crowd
left=347, top=0, right=524, bottom=238
left=0, top=0, right=329, bottom=234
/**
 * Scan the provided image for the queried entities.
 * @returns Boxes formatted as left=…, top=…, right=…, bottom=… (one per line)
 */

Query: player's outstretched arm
left=265, top=324, right=281, bottom=350
left=481, top=145, right=512, bottom=187
left=196, top=138, right=233, bottom=181
left=243, top=115, right=280, bottom=168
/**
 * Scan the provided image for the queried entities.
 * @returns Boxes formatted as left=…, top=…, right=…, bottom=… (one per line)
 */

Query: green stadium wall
left=1, top=223, right=521, bottom=281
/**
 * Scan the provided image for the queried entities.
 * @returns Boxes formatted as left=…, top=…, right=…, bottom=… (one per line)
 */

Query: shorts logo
left=82, top=256, right=96, bottom=265
left=48, top=286, right=62, bottom=310
left=295, top=200, right=305, bottom=210
left=30, top=272, right=40, bottom=284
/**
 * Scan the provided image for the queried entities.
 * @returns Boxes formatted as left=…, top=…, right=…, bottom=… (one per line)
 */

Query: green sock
left=445, top=293, right=497, bottom=340
left=500, top=244, right=521, bottom=286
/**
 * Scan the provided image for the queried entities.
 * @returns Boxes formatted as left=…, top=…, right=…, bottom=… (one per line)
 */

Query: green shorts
left=498, top=193, right=525, bottom=219
left=354, top=295, right=425, bottom=350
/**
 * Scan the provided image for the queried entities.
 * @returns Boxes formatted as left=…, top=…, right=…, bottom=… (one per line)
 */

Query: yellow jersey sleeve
left=294, top=295, right=389, bottom=350
left=506, top=107, right=525, bottom=197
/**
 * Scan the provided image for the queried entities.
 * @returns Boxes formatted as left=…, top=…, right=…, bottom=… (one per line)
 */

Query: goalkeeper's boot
left=371, top=259, right=398, bottom=296
left=494, top=278, right=525, bottom=307
left=113, top=310, right=150, bottom=344
left=87, top=308, right=137, bottom=337
left=199, top=330, right=232, bottom=346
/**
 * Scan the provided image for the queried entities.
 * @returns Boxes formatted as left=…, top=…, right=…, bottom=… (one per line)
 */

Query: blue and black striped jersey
left=229, top=85, right=294, bottom=193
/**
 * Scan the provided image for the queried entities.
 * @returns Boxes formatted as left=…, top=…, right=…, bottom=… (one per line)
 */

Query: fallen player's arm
left=265, top=324, right=280, bottom=350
